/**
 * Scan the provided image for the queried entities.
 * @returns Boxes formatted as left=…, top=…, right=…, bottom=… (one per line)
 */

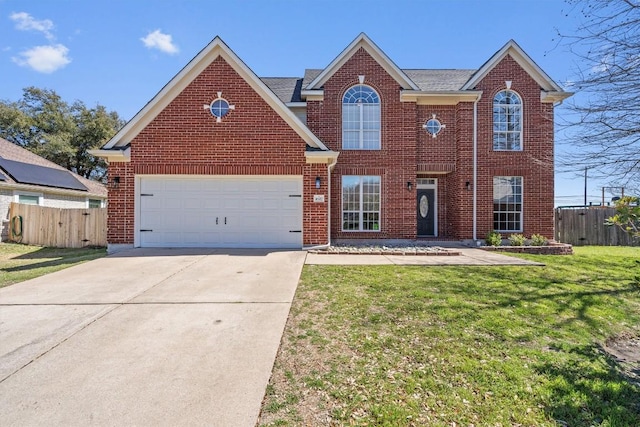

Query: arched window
left=342, top=85, right=380, bottom=150
left=493, top=90, right=522, bottom=151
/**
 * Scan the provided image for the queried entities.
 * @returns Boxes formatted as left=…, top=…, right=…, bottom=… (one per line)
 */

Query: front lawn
left=0, top=243, right=106, bottom=288
left=259, top=247, right=640, bottom=426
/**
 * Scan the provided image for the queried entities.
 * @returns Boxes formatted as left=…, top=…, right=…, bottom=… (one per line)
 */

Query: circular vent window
left=425, top=118, right=442, bottom=136
left=210, top=98, right=230, bottom=119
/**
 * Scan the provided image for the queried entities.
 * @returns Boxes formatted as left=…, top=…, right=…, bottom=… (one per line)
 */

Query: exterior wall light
left=315, top=177, right=321, bottom=189
left=407, top=181, right=413, bottom=191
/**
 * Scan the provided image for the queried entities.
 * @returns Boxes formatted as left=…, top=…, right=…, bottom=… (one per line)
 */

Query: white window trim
left=493, top=176, right=523, bottom=233
left=342, top=85, right=381, bottom=150
left=86, top=198, right=104, bottom=208
left=493, top=89, right=523, bottom=152
left=14, top=191, right=43, bottom=205
left=341, top=175, right=381, bottom=232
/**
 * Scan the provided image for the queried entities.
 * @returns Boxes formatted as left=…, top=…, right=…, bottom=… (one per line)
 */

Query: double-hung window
left=493, top=90, right=522, bottom=150
left=342, top=176, right=380, bottom=231
left=493, top=176, right=523, bottom=232
left=342, top=85, right=380, bottom=150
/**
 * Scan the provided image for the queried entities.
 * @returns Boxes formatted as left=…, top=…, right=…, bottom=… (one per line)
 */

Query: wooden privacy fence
left=8, top=202, right=106, bottom=248
left=555, top=207, right=638, bottom=246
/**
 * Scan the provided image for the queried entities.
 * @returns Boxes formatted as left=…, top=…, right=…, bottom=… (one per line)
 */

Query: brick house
left=92, top=34, right=571, bottom=252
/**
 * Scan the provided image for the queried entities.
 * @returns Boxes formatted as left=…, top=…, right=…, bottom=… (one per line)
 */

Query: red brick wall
left=472, top=54, right=555, bottom=240
left=107, top=56, right=325, bottom=245
left=109, top=48, right=556, bottom=245
left=106, top=162, right=133, bottom=243
left=307, top=50, right=555, bottom=242
left=303, top=163, right=329, bottom=245
left=307, top=48, right=417, bottom=240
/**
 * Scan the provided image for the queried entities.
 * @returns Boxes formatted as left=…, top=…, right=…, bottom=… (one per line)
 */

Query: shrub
left=486, top=231, right=502, bottom=247
left=508, top=234, right=526, bottom=246
left=606, top=196, right=640, bottom=240
left=530, top=234, right=548, bottom=246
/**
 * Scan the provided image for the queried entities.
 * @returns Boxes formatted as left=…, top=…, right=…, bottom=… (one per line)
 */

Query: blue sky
left=0, top=0, right=609, bottom=205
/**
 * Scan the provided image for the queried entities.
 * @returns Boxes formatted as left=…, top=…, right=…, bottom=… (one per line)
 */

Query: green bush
left=486, top=231, right=502, bottom=247
left=508, top=234, right=526, bottom=246
left=530, top=234, right=548, bottom=246
left=606, top=196, right=640, bottom=239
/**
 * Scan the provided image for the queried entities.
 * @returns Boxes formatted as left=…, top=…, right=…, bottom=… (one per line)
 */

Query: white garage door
left=138, top=176, right=302, bottom=248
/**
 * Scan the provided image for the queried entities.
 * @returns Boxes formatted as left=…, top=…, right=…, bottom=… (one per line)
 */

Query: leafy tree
left=606, top=196, right=640, bottom=239
left=0, top=87, right=124, bottom=181
left=558, top=0, right=640, bottom=195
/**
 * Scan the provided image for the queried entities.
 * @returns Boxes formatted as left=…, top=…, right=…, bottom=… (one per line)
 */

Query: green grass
left=0, top=243, right=106, bottom=288
left=259, top=247, right=640, bottom=426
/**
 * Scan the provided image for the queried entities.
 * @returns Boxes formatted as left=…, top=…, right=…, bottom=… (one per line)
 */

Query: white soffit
left=102, top=37, right=329, bottom=151
left=305, top=33, right=419, bottom=91
left=461, top=39, right=565, bottom=93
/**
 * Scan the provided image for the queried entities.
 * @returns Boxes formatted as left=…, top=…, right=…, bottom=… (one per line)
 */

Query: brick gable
left=307, top=47, right=417, bottom=239
left=107, top=55, right=316, bottom=244
left=473, top=54, right=555, bottom=238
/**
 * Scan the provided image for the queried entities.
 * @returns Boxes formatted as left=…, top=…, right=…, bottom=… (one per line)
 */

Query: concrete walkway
left=0, top=248, right=306, bottom=427
left=305, top=248, right=544, bottom=266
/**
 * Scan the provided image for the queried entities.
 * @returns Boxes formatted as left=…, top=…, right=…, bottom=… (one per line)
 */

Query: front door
left=417, top=188, right=435, bottom=236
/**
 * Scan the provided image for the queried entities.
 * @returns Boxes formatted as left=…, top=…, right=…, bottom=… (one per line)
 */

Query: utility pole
left=584, top=167, right=588, bottom=206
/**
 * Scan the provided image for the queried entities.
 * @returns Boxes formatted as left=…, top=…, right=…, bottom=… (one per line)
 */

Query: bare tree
left=558, top=0, right=640, bottom=195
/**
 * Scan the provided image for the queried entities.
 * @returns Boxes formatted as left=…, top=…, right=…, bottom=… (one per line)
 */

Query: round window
left=210, top=98, right=230, bottom=118
left=425, top=118, right=442, bottom=136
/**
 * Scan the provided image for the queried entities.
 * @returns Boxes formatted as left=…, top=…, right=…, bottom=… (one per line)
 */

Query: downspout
left=303, top=155, right=338, bottom=250
left=472, top=94, right=482, bottom=243
left=326, top=156, right=338, bottom=246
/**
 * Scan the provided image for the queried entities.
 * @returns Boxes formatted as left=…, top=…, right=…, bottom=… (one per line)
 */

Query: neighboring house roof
left=0, top=138, right=107, bottom=197
left=98, top=36, right=331, bottom=154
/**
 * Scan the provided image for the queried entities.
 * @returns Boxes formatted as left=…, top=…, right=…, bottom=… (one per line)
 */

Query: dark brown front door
left=417, top=189, right=435, bottom=236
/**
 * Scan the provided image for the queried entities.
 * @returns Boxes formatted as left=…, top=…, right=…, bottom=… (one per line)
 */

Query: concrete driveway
left=0, top=248, right=306, bottom=426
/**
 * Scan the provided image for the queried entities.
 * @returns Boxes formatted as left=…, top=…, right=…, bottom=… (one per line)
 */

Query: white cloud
left=141, top=29, right=179, bottom=55
left=10, top=12, right=55, bottom=40
left=12, top=44, right=71, bottom=73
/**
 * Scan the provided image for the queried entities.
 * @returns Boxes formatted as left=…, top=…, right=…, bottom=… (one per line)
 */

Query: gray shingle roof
left=302, top=69, right=322, bottom=89
left=403, top=69, right=477, bottom=91
left=262, top=68, right=478, bottom=102
left=0, top=137, right=107, bottom=196
left=260, top=77, right=303, bottom=103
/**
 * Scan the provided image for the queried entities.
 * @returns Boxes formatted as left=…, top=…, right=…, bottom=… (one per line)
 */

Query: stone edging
left=480, top=243, right=573, bottom=255
left=308, top=249, right=462, bottom=256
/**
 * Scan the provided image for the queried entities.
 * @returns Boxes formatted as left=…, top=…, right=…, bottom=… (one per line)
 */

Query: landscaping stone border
left=308, top=246, right=461, bottom=256
left=480, top=243, right=573, bottom=255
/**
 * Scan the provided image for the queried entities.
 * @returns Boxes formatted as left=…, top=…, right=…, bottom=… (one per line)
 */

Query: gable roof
left=265, top=69, right=476, bottom=102
left=461, top=39, right=565, bottom=92
left=0, top=138, right=107, bottom=196
left=305, top=33, right=419, bottom=91
left=101, top=37, right=329, bottom=152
